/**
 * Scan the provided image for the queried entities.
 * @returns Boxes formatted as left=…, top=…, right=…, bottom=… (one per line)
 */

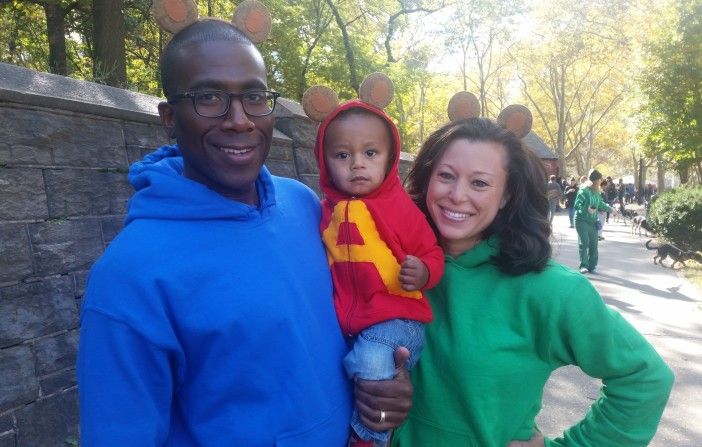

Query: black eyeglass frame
left=167, top=90, right=281, bottom=118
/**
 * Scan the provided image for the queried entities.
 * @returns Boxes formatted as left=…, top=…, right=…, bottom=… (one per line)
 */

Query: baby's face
left=323, top=113, right=392, bottom=197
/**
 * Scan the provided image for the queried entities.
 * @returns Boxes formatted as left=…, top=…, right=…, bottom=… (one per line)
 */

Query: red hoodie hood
left=314, top=100, right=402, bottom=203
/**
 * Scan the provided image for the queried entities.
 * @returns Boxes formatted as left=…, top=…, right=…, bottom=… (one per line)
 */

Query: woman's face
left=426, top=138, right=509, bottom=257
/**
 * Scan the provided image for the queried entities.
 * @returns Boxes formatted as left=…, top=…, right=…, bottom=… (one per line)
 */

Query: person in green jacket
left=573, top=169, right=613, bottom=273
left=392, top=117, right=674, bottom=447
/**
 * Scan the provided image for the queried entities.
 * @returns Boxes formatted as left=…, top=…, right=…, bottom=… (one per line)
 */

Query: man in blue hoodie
left=77, top=19, right=411, bottom=446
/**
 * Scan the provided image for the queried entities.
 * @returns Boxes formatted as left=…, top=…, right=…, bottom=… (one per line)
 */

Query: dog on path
left=631, top=215, right=654, bottom=237
left=614, top=208, right=637, bottom=224
left=645, top=239, right=702, bottom=268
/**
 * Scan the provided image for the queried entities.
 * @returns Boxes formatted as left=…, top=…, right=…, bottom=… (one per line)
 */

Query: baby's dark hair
left=160, top=19, right=256, bottom=97
left=406, top=118, right=551, bottom=275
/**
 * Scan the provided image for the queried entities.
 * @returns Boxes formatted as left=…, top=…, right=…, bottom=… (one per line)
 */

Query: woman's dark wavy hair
left=405, top=118, right=551, bottom=275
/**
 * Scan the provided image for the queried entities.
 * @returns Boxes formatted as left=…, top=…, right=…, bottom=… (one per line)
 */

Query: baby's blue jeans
left=344, top=318, right=425, bottom=446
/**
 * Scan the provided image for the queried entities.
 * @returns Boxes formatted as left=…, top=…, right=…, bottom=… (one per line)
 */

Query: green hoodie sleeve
left=544, top=276, right=674, bottom=446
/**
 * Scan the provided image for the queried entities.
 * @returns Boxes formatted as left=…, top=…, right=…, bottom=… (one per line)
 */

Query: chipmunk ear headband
left=152, top=0, right=272, bottom=43
left=446, top=91, right=533, bottom=138
left=301, top=72, right=395, bottom=122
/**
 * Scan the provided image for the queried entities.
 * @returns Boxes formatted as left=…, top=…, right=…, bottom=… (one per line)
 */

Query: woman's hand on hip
left=507, top=432, right=545, bottom=447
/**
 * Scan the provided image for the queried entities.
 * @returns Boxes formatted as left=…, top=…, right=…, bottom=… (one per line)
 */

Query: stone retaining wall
left=0, top=62, right=413, bottom=446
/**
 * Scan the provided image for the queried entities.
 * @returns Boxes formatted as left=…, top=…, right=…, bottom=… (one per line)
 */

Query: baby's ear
left=232, top=0, right=272, bottom=44
left=302, top=86, right=340, bottom=122
left=152, top=0, right=199, bottom=34
left=359, top=72, right=394, bottom=110
left=497, top=104, right=532, bottom=138
left=447, top=91, right=480, bottom=121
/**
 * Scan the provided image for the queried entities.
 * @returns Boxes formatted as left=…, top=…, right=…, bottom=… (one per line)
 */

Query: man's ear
left=158, top=101, right=177, bottom=139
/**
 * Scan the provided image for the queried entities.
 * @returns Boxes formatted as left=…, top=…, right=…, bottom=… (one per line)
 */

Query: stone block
left=0, top=432, right=15, bottom=447
left=274, top=116, right=317, bottom=148
left=0, top=144, right=8, bottom=164
left=122, top=121, right=169, bottom=148
left=33, top=330, right=78, bottom=376
left=268, top=140, right=293, bottom=162
left=0, top=108, right=55, bottom=149
left=101, top=216, right=125, bottom=245
left=266, top=159, right=297, bottom=180
left=0, top=108, right=125, bottom=167
left=72, top=270, right=89, bottom=299
left=126, top=144, right=154, bottom=165
left=0, top=224, right=33, bottom=284
left=293, top=146, right=318, bottom=176
left=1, top=144, right=53, bottom=165
left=0, top=167, right=48, bottom=220
left=299, top=174, right=321, bottom=197
left=0, top=276, right=78, bottom=348
left=0, top=413, right=13, bottom=433
left=51, top=115, right=128, bottom=168
left=15, top=388, right=79, bottom=447
left=0, top=345, right=38, bottom=410
left=398, top=152, right=414, bottom=181
left=44, top=169, right=131, bottom=218
left=28, top=219, right=104, bottom=276
left=39, top=368, right=77, bottom=396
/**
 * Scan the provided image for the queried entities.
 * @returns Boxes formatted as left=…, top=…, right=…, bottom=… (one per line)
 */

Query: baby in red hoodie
left=304, top=74, right=444, bottom=446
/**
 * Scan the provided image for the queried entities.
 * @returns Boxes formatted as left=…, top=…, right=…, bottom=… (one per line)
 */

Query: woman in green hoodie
left=391, top=118, right=673, bottom=447
left=573, top=169, right=613, bottom=274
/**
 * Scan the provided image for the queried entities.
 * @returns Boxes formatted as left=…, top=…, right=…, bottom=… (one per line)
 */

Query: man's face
left=158, top=40, right=273, bottom=205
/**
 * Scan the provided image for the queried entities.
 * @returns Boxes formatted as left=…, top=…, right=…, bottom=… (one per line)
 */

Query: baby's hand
left=399, top=255, right=429, bottom=291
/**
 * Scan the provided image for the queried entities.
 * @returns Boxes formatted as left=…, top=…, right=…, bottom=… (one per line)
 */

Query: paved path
left=536, top=211, right=702, bottom=446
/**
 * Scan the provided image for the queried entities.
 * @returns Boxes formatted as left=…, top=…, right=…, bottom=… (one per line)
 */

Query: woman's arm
left=545, top=278, right=674, bottom=446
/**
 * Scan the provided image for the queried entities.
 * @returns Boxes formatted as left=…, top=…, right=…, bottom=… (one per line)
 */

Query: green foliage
left=0, top=2, right=50, bottom=71
left=1, top=0, right=683, bottom=170
left=638, top=0, right=702, bottom=180
left=648, top=186, right=702, bottom=251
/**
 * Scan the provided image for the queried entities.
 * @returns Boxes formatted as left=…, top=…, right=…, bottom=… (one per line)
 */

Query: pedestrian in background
left=546, top=174, right=563, bottom=224
left=574, top=169, right=613, bottom=274
left=564, top=177, right=579, bottom=228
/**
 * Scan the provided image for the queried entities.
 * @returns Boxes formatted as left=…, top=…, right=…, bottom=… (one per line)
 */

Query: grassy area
left=680, top=261, right=702, bottom=312
left=682, top=263, right=702, bottom=294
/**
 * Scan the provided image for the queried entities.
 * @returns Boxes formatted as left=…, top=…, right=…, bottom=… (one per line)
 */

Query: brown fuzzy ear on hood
left=232, top=0, right=272, bottom=44
left=152, top=0, right=272, bottom=44
left=447, top=91, right=480, bottom=122
left=152, top=0, right=199, bottom=34
left=302, top=86, right=340, bottom=122
left=302, top=72, right=395, bottom=122
left=497, top=104, right=532, bottom=138
left=359, top=73, right=394, bottom=110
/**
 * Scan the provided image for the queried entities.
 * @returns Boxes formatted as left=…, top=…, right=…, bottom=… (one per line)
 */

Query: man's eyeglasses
left=167, top=90, right=281, bottom=118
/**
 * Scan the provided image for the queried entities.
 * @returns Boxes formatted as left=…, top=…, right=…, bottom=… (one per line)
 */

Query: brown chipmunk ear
left=359, top=73, right=394, bottom=110
left=152, top=0, right=199, bottom=34
left=447, top=91, right=480, bottom=121
left=302, top=86, right=340, bottom=122
left=232, top=0, right=272, bottom=44
left=497, top=104, right=532, bottom=138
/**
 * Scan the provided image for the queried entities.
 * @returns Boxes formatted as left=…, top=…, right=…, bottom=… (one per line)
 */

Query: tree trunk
left=656, top=154, right=666, bottom=192
left=43, top=2, right=67, bottom=75
left=325, top=0, right=358, bottom=94
left=92, top=0, right=127, bottom=87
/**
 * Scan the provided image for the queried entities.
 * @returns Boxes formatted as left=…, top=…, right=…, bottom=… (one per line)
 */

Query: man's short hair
left=160, top=19, right=256, bottom=97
